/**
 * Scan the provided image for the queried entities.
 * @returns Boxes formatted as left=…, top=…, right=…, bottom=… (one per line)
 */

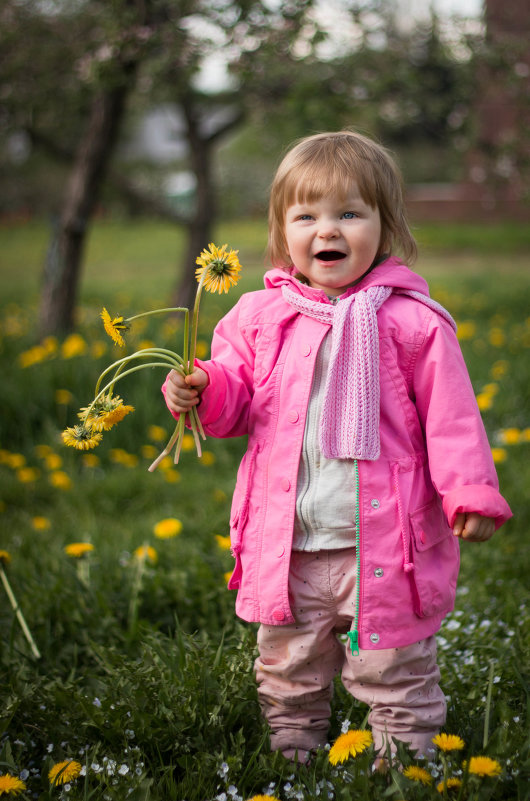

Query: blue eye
left=342, top=211, right=357, bottom=219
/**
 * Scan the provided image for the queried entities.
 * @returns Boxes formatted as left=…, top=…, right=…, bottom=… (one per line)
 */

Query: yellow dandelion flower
left=16, top=466, right=40, bottom=483
left=49, top=470, right=72, bottom=490
left=61, top=333, right=87, bottom=359
left=200, top=451, right=216, bottom=466
left=467, top=756, right=502, bottom=777
left=48, top=759, right=82, bottom=786
left=456, top=321, right=476, bottom=341
left=0, top=550, right=12, bottom=565
left=82, top=453, right=100, bottom=468
left=153, top=518, right=182, bottom=539
left=491, top=447, right=507, bottom=464
left=213, top=488, right=227, bottom=503
left=215, top=534, right=231, bottom=550
left=181, top=433, right=196, bottom=452
left=35, top=444, right=53, bottom=457
left=134, top=545, right=158, bottom=564
left=32, top=516, right=51, bottom=530
left=163, top=468, right=181, bottom=483
left=141, top=444, right=158, bottom=459
left=432, top=733, right=465, bottom=751
left=138, top=339, right=156, bottom=350
left=90, top=340, right=107, bottom=359
left=65, top=543, right=94, bottom=558
left=80, top=395, right=133, bottom=432
left=0, top=773, right=27, bottom=795
left=44, top=453, right=62, bottom=470
left=148, top=424, right=167, bottom=442
left=489, top=327, right=505, bottom=347
left=224, top=570, right=233, bottom=584
left=195, top=340, right=209, bottom=358
left=101, top=307, right=128, bottom=347
left=5, top=453, right=25, bottom=469
left=498, top=428, right=521, bottom=445
left=490, top=360, right=508, bottom=379
left=195, top=243, right=242, bottom=294
left=403, top=765, right=433, bottom=785
left=110, top=449, right=138, bottom=467
left=437, top=777, right=462, bottom=794
left=476, top=392, right=493, bottom=411
left=246, top=796, right=281, bottom=801
left=328, top=729, right=373, bottom=764
left=62, top=425, right=102, bottom=451
left=55, top=388, right=74, bottom=405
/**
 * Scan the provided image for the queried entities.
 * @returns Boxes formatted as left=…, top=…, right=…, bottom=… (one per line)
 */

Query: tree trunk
left=172, top=98, right=215, bottom=311
left=38, top=78, right=134, bottom=338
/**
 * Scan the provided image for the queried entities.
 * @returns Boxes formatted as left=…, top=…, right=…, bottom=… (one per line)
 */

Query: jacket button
left=287, top=410, right=299, bottom=423
left=281, top=478, right=291, bottom=492
left=272, top=609, right=285, bottom=621
left=301, top=343, right=311, bottom=356
left=374, top=567, right=384, bottom=578
left=370, top=633, right=380, bottom=643
left=370, top=499, right=380, bottom=509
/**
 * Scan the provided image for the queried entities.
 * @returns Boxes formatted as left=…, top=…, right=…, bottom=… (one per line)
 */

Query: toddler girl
left=163, top=131, right=511, bottom=762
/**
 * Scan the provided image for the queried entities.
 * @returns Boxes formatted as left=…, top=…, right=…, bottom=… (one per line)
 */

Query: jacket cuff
left=442, top=485, right=512, bottom=530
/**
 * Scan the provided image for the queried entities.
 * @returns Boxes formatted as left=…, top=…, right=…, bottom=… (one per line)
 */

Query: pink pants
left=254, top=549, right=446, bottom=758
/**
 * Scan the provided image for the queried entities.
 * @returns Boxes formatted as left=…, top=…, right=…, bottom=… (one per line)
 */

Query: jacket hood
left=264, top=257, right=430, bottom=301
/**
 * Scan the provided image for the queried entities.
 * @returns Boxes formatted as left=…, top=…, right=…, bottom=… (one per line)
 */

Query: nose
left=317, top=217, right=339, bottom=239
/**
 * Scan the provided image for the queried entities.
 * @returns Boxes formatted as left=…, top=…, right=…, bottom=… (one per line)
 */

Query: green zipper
left=347, top=458, right=361, bottom=657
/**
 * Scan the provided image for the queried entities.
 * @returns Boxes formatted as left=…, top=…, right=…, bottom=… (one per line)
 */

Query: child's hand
left=165, top=367, right=209, bottom=415
left=453, top=513, right=495, bottom=542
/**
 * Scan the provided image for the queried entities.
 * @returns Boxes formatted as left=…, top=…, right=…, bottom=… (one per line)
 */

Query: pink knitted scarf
left=282, top=284, right=456, bottom=460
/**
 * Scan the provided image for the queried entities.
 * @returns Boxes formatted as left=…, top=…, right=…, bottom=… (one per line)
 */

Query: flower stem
left=0, top=564, right=41, bottom=659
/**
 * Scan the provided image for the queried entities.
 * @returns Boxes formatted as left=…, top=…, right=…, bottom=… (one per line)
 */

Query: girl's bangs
left=288, top=154, right=378, bottom=209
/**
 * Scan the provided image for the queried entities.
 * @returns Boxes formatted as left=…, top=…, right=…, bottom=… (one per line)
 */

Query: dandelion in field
left=32, top=516, right=51, bottom=530
left=48, top=759, right=82, bottom=786
left=403, top=765, right=433, bottom=785
left=148, top=425, right=167, bottom=442
left=16, top=466, right=40, bottom=483
left=0, top=773, right=27, bottom=795
left=134, top=545, right=158, bottom=564
left=141, top=444, right=158, bottom=459
left=181, top=434, right=196, bottom=452
left=432, top=733, right=465, bottom=751
left=62, top=424, right=103, bottom=451
left=498, top=428, right=521, bottom=445
left=476, top=392, right=494, bottom=411
left=224, top=571, right=233, bottom=584
left=153, top=518, right=182, bottom=539
left=82, top=453, right=99, bottom=468
left=61, top=333, right=87, bottom=359
left=466, top=756, right=502, bottom=777
left=65, top=543, right=94, bottom=558
left=490, top=359, right=508, bottom=379
left=101, top=307, right=128, bottom=347
left=55, top=388, right=74, bottom=405
left=491, top=447, right=507, bottom=464
left=246, top=796, right=281, bottom=801
left=215, top=535, right=231, bottom=550
left=436, top=777, right=462, bottom=794
left=195, top=243, right=242, bottom=295
left=0, top=550, right=11, bottom=565
left=200, top=451, right=216, bottom=466
left=328, top=729, right=373, bottom=764
left=91, top=340, right=107, bottom=359
left=456, top=320, right=476, bottom=341
left=162, top=468, right=180, bottom=483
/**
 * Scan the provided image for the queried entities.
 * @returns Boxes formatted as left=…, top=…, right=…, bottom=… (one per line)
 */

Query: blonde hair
left=268, top=130, right=417, bottom=268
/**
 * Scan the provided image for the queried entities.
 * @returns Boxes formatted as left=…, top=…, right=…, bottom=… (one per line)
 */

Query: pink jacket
left=163, top=258, right=512, bottom=649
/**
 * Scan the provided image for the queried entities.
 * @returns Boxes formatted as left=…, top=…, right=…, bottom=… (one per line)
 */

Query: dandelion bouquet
left=62, top=244, right=241, bottom=469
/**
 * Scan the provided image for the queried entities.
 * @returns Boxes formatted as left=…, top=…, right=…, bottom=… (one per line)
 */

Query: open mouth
left=315, top=250, right=346, bottom=261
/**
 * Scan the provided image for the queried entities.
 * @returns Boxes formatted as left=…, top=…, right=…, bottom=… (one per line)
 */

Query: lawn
left=0, top=219, right=529, bottom=800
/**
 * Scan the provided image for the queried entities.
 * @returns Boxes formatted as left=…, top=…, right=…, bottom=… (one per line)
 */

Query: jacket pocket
left=408, top=497, right=459, bottom=618
left=228, top=439, right=262, bottom=588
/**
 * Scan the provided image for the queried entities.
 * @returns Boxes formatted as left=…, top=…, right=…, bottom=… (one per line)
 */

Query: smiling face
left=284, top=187, right=382, bottom=296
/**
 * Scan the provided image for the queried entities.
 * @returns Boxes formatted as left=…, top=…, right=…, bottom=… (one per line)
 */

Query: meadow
left=0, top=218, right=529, bottom=800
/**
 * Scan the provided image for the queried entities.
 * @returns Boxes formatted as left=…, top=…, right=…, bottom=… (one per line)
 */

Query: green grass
left=0, top=219, right=529, bottom=800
